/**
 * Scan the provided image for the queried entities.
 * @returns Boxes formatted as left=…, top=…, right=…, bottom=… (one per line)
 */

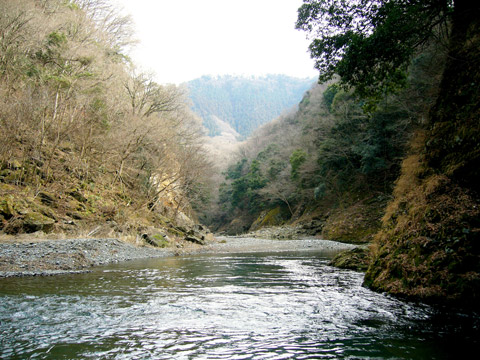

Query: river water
left=1, top=240, right=478, bottom=359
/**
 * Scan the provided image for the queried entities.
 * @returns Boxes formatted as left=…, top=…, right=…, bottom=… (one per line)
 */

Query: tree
left=289, top=149, right=307, bottom=181
left=297, top=0, right=480, bottom=306
left=296, top=0, right=452, bottom=100
left=0, top=0, right=213, bottom=237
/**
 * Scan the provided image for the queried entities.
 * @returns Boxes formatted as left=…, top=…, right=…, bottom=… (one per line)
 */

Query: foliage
left=322, top=83, right=339, bottom=112
left=290, top=149, right=307, bottom=181
left=220, top=158, right=267, bottom=213
left=297, top=0, right=480, bottom=307
left=187, top=75, right=314, bottom=137
left=0, top=0, right=213, bottom=236
left=296, top=0, right=452, bottom=100
left=210, top=40, right=444, bottom=235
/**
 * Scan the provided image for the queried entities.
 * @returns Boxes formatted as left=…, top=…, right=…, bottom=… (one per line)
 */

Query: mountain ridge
left=186, top=74, right=315, bottom=138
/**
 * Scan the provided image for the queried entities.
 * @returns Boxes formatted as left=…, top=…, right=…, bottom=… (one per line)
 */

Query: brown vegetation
left=0, top=0, right=213, bottom=242
left=365, top=2, right=480, bottom=308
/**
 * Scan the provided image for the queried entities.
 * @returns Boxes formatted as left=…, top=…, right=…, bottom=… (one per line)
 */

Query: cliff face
left=364, top=2, right=480, bottom=309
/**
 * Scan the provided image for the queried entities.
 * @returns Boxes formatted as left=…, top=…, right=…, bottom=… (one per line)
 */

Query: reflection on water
left=1, top=247, right=479, bottom=359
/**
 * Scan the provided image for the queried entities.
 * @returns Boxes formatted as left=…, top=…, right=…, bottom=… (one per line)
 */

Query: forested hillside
left=0, top=0, right=213, bottom=244
left=187, top=74, right=314, bottom=137
left=208, top=41, right=442, bottom=238
left=205, top=0, right=480, bottom=308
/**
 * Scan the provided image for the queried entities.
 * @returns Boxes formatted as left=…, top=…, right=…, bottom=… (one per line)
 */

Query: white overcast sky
left=114, top=0, right=317, bottom=84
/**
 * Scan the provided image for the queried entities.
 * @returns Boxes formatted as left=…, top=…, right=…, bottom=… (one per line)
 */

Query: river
left=1, top=238, right=478, bottom=359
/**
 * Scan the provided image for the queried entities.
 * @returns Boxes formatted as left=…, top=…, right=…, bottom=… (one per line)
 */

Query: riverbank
left=0, top=238, right=174, bottom=277
left=0, top=236, right=357, bottom=277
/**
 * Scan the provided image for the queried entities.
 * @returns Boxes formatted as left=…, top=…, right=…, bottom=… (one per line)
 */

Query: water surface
left=1, top=243, right=478, bottom=359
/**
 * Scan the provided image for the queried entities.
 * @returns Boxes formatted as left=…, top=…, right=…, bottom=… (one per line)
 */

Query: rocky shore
left=0, top=235, right=357, bottom=277
left=0, top=238, right=174, bottom=277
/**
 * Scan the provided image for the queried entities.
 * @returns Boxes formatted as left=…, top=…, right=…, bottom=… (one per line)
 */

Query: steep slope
left=0, top=0, right=213, bottom=246
left=364, top=2, right=480, bottom=309
left=187, top=74, right=315, bottom=138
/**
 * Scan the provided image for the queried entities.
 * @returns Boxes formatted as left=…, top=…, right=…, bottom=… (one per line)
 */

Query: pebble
left=0, top=235, right=356, bottom=278
left=0, top=238, right=174, bottom=277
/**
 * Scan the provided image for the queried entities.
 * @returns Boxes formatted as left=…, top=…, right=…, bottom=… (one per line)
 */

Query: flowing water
left=1, top=241, right=478, bottom=359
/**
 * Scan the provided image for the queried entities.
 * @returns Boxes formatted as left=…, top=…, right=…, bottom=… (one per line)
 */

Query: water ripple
left=1, top=249, right=478, bottom=359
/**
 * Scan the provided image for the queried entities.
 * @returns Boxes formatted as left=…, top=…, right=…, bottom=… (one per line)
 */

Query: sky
left=115, top=0, right=318, bottom=84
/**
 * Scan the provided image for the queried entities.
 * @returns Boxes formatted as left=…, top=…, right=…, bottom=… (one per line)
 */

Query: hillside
left=186, top=74, right=314, bottom=138
left=202, top=0, right=480, bottom=309
left=0, top=0, right=213, bottom=246
left=207, top=38, right=445, bottom=236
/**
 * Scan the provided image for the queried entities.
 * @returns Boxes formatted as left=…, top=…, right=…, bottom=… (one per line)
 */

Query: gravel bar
left=0, top=236, right=357, bottom=277
left=202, top=236, right=357, bottom=254
left=0, top=238, right=173, bottom=277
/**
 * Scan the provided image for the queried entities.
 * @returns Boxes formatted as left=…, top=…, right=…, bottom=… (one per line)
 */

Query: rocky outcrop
left=249, top=207, right=290, bottom=232
left=22, top=212, right=55, bottom=233
left=141, top=232, right=170, bottom=248
left=180, top=224, right=214, bottom=245
left=329, top=247, right=370, bottom=271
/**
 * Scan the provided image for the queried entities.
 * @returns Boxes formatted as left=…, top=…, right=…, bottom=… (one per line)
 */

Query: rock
left=329, top=247, right=370, bottom=271
left=38, top=191, right=56, bottom=206
left=204, top=232, right=215, bottom=243
left=184, top=234, right=205, bottom=245
left=142, top=233, right=169, bottom=248
left=68, top=189, right=87, bottom=203
left=23, top=212, right=55, bottom=233
left=300, top=219, right=325, bottom=235
left=67, top=211, right=84, bottom=220
left=250, top=207, right=290, bottom=232
left=193, top=224, right=205, bottom=232
left=183, top=224, right=214, bottom=245
left=0, top=197, right=15, bottom=219
left=176, top=225, right=188, bottom=233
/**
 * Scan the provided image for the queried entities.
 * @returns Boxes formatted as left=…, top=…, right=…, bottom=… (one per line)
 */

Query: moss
left=329, top=247, right=370, bottom=271
left=23, top=212, right=55, bottom=233
left=143, top=233, right=169, bottom=248
left=0, top=196, right=16, bottom=219
left=250, top=206, right=289, bottom=231
left=321, top=199, right=383, bottom=244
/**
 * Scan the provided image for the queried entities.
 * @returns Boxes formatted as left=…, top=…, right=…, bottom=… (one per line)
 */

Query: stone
left=0, top=197, right=15, bottom=219
left=142, top=233, right=169, bottom=248
left=329, top=247, right=370, bottom=271
left=23, top=212, right=55, bottom=233
left=184, top=234, right=205, bottom=245
left=68, top=189, right=87, bottom=203
left=38, top=191, right=56, bottom=206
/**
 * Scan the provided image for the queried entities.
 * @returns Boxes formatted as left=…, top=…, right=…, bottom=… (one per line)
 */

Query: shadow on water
left=1, top=246, right=479, bottom=359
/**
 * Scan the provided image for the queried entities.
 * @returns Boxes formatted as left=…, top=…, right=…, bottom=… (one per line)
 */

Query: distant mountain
left=186, top=74, right=315, bottom=138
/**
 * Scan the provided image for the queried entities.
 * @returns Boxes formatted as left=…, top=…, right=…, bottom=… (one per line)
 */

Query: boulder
left=184, top=233, right=206, bottom=245
left=329, top=247, right=370, bottom=271
left=141, top=232, right=170, bottom=248
left=23, top=212, right=55, bottom=233
left=38, top=191, right=56, bottom=206
left=0, top=197, right=15, bottom=219
left=300, top=219, right=325, bottom=235
left=183, top=224, right=215, bottom=245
